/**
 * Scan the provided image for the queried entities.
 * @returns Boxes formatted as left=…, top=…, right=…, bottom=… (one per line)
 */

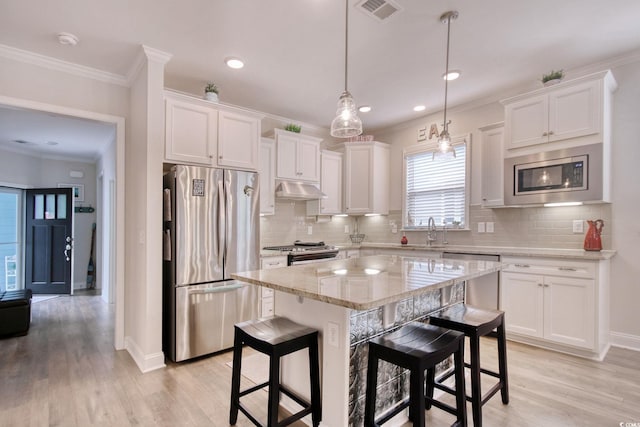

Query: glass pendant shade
left=330, top=90, right=363, bottom=138
left=433, top=129, right=456, bottom=160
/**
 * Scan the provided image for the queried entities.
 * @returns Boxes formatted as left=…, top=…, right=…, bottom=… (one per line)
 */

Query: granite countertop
left=232, top=254, right=501, bottom=310
left=334, top=243, right=616, bottom=261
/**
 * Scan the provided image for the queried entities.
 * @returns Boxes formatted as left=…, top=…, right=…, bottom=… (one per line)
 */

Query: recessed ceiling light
left=442, top=70, right=461, bottom=81
left=225, top=57, right=244, bottom=69
left=413, top=105, right=426, bottom=112
left=358, top=105, right=372, bottom=113
left=57, top=32, right=79, bottom=46
left=46, top=141, right=59, bottom=146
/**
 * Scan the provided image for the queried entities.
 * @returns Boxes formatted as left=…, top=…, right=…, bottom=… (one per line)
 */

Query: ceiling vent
left=358, top=0, right=402, bottom=21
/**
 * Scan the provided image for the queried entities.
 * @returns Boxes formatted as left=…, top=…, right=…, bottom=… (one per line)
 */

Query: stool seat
left=429, top=304, right=509, bottom=427
left=230, top=316, right=321, bottom=427
left=365, top=322, right=467, bottom=427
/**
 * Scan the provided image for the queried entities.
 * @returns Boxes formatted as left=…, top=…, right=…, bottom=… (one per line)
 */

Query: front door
left=25, top=188, right=73, bottom=294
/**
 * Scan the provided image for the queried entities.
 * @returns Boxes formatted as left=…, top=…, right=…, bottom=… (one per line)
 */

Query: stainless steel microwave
left=504, top=143, right=604, bottom=205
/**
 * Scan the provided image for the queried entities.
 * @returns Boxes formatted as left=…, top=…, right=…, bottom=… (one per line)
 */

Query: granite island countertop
left=232, top=254, right=501, bottom=310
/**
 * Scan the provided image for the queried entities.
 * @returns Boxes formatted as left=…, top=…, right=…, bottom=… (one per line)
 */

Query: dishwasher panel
left=443, top=252, right=500, bottom=310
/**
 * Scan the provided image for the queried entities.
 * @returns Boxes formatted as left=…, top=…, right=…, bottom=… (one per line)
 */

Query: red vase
left=583, top=219, right=604, bottom=251
left=401, top=235, right=408, bottom=245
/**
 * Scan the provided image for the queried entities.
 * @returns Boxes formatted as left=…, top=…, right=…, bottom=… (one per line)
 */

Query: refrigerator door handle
left=188, top=283, right=244, bottom=294
left=217, top=178, right=226, bottom=269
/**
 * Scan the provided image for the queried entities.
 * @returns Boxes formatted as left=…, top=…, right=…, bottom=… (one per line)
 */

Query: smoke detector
left=57, top=32, right=79, bottom=46
left=357, top=0, right=402, bottom=22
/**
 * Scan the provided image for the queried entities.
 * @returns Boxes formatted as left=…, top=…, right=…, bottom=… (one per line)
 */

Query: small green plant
left=205, top=83, right=218, bottom=94
left=284, top=123, right=302, bottom=133
left=541, top=70, right=564, bottom=83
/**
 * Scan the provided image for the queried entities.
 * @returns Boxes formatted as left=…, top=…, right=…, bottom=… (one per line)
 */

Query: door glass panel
left=46, top=194, right=56, bottom=219
left=34, top=194, right=44, bottom=219
left=57, top=194, right=67, bottom=219
left=0, top=189, right=21, bottom=291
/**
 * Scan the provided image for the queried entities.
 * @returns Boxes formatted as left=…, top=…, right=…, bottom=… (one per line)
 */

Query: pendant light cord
left=442, top=13, right=451, bottom=132
left=344, top=0, right=349, bottom=92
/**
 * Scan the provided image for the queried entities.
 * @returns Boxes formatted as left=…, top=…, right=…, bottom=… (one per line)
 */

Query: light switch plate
left=327, top=321, right=339, bottom=348
left=486, top=222, right=494, bottom=233
left=307, top=225, right=313, bottom=235
left=477, top=222, right=486, bottom=233
left=573, top=220, right=584, bottom=233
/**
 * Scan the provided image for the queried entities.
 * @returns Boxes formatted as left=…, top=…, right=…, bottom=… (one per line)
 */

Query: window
left=0, top=187, right=23, bottom=291
left=403, top=134, right=470, bottom=230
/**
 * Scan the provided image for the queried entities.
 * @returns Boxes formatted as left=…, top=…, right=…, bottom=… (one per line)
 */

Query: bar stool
left=364, top=322, right=467, bottom=427
left=229, top=316, right=321, bottom=427
left=428, top=304, right=509, bottom=427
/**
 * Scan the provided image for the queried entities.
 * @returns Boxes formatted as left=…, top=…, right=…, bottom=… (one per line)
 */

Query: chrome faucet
left=426, top=217, right=437, bottom=246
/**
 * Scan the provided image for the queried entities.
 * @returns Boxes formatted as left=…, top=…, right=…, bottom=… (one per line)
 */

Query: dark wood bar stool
left=229, top=316, right=321, bottom=427
left=428, top=304, right=509, bottom=427
left=364, top=322, right=467, bottom=427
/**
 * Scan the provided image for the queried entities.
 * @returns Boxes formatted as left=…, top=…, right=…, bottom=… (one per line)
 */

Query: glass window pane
left=46, top=194, right=56, bottom=219
left=0, top=190, right=20, bottom=292
left=35, top=194, right=44, bottom=219
left=57, top=194, right=67, bottom=219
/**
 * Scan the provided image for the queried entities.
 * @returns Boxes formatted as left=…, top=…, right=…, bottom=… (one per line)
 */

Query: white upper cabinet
left=274, top=129, right=322, bottom=182
left=341, top=141, right=389, bottom=215
left=217, top=110, right=260, bottom=171
left=479, top=123, right=504, bottom=207
left=260, top=138, right=276, bottom=216
left=502, top=70, right=617, bottom=154
left=307, top=150, right=343, bottom=216
left=165, top=96, right=218, bottom=165
left=164, top=91, right=262, bottom=171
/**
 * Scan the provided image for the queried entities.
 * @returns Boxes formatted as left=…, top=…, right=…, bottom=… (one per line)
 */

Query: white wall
left=0, top=150, right=97, bottom=291
left=96, top=136, right=117, bottom=303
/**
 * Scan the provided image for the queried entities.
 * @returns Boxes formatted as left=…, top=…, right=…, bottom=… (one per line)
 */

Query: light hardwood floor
left=1, top=292, right=639, bottom=427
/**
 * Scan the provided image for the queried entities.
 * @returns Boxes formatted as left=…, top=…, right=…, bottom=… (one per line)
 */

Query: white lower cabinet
left=260, top=256, right=287, bottom=317
left=500, top=256, right=606, bottom=359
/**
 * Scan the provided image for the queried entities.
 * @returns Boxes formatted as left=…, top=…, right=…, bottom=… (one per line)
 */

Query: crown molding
left=0, top=43, right=129, bottom=87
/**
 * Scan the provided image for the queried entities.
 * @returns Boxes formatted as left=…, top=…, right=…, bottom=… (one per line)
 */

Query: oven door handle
left=188, top=283, right=244, bottom=295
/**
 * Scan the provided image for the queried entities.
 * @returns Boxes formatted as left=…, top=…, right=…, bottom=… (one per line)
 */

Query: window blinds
left=405, top=143, right=466, bottom=228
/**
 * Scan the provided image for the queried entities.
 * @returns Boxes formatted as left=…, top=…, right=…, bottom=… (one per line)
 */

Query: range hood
left=275, top=181, right=327, bottom=200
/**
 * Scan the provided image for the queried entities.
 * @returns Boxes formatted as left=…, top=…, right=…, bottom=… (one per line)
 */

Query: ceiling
left=1, top=0, right=640, bottom=160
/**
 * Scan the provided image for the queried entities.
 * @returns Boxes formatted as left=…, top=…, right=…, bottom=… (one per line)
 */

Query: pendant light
left=330, top=0, right=363, bottom=138
left=433, top=11, right=458, bottom=161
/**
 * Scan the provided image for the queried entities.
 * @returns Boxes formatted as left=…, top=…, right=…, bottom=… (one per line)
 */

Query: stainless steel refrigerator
left=163, top=165, right=260, bottom=362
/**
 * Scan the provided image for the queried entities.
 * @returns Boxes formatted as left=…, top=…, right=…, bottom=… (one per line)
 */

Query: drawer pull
left=514, top=264, right=530, bottom=268
left=558, top=267, right=577, bottom=271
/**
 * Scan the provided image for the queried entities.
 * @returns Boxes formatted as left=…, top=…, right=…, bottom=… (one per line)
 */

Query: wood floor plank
left=1, top=291, right=639, bottom=427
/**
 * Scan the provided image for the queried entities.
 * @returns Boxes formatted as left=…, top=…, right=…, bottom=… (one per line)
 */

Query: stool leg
left=469, top=335, right=482, bottom=427
left=229, top=329, right=243, bottom=425
left=268, top=353, right=281, bottom=427
left=409, top=363, right=426, bottom=427
left=364, top=346, right=379, bottom=427
left=497, top=320, right=510, bottom=404
left=424, top=368, right=435, bottom=410
left=453, top=339, right=468, bottom=427
left=308, top=338, right=322, bottom=427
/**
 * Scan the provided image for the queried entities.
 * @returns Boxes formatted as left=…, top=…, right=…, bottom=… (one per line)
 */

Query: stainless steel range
left=263, top=241, right=339, bottom=265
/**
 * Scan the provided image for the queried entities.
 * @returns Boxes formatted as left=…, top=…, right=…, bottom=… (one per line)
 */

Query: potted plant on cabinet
left=541, top=70, right=564, bottom=86
left=204, top=83, right=219, bottom=102
left=284, top=123, right=302, bottom=133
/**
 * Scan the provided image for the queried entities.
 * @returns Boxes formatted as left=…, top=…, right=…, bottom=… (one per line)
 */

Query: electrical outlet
left=344, top=225, right=350, bottom=234
left=477, top=222, right=486, bottom=233
left=573, top=220, right=584, bottom=233
left=327, top=321, right=339, bottom=348
left=307, top=225, right=313, bottom=235
left=486, top=222, right=494, bottom=233
left=391, top=224, right=398, bottom=233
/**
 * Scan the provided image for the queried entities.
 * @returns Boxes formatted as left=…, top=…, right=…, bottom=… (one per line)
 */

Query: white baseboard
left=610, top=331, right=640, bottom=352
left=124, top=336, right=166, bottom=373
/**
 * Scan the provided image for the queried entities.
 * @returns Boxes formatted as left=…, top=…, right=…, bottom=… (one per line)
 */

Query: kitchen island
left=232, top=254, right=501, bottom=426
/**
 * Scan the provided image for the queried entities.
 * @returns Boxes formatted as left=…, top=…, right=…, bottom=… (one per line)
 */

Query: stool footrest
left=376, top=398, right=411, bottom=425
left=426, top=397, right=459, bottom=417
left=237, top=404, right=263, bottom=427
left=481, top=382, right=503, bottom=406
left=239, top=381, right=269, bottom=398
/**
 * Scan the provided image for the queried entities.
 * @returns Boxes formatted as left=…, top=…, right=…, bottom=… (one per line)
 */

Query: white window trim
left=401, top=133, right=471, bottom=231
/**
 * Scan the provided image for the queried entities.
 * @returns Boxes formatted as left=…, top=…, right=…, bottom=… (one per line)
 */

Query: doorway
left=24, top=188, right=73, bottom=294
left=0, top=187, right=22, bottom=293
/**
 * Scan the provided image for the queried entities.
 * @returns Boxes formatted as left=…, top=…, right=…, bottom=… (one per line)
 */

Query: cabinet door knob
left=548, top=130, right=554, bottom=135
left=542, top=132, right=548, bottom=137
left=558, top=267, right=577, bottom=271
left=514, top=263, right=530, bottom=268
left=219, top=155, right=223, bottom=159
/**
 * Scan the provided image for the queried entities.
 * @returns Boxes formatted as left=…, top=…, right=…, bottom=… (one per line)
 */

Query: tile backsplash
left=261, top=201, right=612, bottom=250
